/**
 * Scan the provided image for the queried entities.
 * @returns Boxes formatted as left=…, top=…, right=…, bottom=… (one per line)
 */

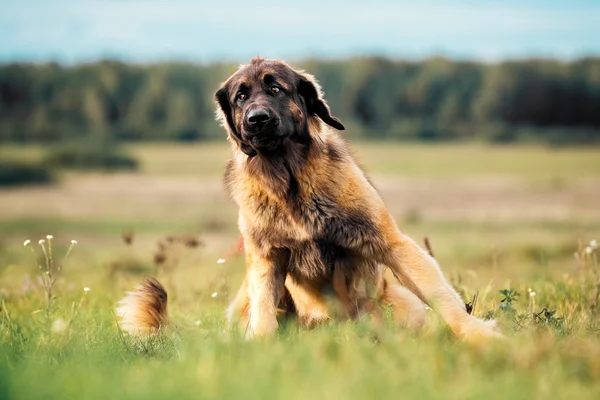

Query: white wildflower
left=46, top=235, right=54, bottom=240
left=217, top=258, right=226, bottom=264
left=23, top=239, right=31, bottom=246
left=585, top=246, right=593, bottom=255
left=529, top=291, right=536, bottom=297
left=211, top=292, right=218, bottom=298
left=83, top=287, right=90, bottom=293
left=71, top=240, right=78, bottom=245
left=38, top=239, right=45, bottom=245
left=590, top=240, right=598, bottom=249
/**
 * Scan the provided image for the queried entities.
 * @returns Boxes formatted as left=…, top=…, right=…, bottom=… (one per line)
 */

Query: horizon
left=1, top=1, right=599, bottom=64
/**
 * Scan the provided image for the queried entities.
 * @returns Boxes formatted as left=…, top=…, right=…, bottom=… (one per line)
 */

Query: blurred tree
left=0, top=57, right=599, bottom=144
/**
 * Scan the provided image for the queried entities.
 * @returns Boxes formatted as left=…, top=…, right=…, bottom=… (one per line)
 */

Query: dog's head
left=215, top=57, right=344, bottom=157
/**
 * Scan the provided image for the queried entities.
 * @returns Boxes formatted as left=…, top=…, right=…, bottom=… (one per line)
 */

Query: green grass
left=132, top=142, right=600, bottom=179
left=4, top=141, right=600, bottom=178
left=354, top=142, right=600, bottom=178
left=1, top=265, right=600, bottom=400
left=1, top=142, right=600, bottom=399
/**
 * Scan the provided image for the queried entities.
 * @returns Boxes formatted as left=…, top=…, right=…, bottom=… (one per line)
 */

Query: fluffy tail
left=116, top=277, right=168, bottom=335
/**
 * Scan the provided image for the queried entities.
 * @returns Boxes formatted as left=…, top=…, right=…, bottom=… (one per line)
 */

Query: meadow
left=1, top=142, right=599, bottom=399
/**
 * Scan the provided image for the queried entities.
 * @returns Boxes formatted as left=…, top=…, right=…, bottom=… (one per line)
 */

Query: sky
left=1, top=0, right=599, bottom=63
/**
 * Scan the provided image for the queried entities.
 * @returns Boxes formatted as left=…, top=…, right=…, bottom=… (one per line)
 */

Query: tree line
left=1, top=57, right=599, bottom=144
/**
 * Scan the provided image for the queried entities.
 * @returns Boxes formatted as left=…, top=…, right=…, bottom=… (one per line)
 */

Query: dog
left=117, top=58, right=501, bottom=343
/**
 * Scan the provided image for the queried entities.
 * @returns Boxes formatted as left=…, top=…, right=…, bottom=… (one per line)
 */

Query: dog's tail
left=115, top=277, right=168, bottom=335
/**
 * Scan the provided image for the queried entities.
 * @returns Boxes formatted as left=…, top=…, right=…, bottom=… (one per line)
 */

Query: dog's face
left=215, top=58, right=344, bottom=157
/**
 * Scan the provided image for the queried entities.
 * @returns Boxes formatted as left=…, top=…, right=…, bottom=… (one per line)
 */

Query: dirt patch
left=1, top=173, right=599, bottom=223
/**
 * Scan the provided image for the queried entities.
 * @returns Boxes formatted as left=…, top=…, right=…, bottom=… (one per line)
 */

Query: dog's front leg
left=245, top=247, right=286, bottom=339
left=378, top=225, right=502, bottom=342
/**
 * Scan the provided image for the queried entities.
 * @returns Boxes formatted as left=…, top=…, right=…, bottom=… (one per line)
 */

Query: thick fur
left=217, top=58, right=502, bottom=343
left=115, top=278, right=168, bottom=335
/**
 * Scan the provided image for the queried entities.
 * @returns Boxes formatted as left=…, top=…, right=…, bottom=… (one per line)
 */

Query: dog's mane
left=244, top=119, right=326, bottom=200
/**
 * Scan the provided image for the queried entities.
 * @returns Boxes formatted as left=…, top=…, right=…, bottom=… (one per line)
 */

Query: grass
left=1, top=142, right=600, bottom=399
left=133, top=142, right=600, bottom=179
left=4, top=141, right=600, bottom=178
left=353, top=142, right=600, bottom=179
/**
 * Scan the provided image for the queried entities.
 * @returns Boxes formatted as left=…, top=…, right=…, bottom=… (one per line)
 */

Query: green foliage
left=532, top=308, right=563, bottom=328
left=0, top=277, right=599, bottom=399
left=1, top=57, right=600, bottom=144
left=0, top=143, right=599, bottom=398
left=499, top=288, right=519, bottom=305
left=498, top=288, right=519, bottom=316
left=0, top=160, right=53, bottom=187
left=44, top=139, right=138, bottom=171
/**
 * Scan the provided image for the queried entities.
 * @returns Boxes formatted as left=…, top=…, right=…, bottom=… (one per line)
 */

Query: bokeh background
left=2, top=2, right=600, bottom=288
left=1, top=1, right=600, bottom=399
left=1, top=0, right=600, bottom=301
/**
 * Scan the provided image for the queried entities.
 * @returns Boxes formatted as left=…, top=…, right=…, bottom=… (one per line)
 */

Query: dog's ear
left=215, top=85, right=236, bottom=135
left=215, top=85, right=257, bottom=157
left=296, top=73, right=345, bottom=131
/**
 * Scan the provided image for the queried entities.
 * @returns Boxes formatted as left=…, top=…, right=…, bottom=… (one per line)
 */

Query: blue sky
left=1, top=1, right=599, bottom=63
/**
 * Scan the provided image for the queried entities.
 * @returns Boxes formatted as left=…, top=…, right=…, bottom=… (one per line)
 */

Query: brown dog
left=117, top=58, right=501, bottom=343
left=216, top=57, right=500, bottom=342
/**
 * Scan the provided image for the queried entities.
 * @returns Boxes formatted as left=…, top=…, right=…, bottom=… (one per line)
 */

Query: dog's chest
left=233, top=161, right=381, bottom=282
left=242, top=191, right=357, bottom=280
left=240, top=182, right=376, bottom=253
left=241, top=188, right=326, bottom=243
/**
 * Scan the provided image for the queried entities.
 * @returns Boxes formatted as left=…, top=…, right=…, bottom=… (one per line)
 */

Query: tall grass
left=1, top=143, right=599, bottom=399
left=0, top=235, right=599, bottom=399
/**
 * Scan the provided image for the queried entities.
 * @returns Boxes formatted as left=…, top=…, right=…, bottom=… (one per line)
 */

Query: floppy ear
left=215, top=85, right=257, bottom=157
left=215, top=86, right=234, bottom=133
left=296, top=74, right=345, bottom=131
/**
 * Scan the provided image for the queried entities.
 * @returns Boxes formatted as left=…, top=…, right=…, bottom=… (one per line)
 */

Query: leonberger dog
left=117, top=58, right=501, bottom=343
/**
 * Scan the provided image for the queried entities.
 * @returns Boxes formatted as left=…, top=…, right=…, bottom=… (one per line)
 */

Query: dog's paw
left=245, top=317, right=279, bottom=340
left=458, top=317, right=504, bottom=344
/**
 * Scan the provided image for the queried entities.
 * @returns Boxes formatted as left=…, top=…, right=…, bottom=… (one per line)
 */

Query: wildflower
left=585, top=246, right=593, bottom=255
left=23, top=239, right=31, bottom=246
left=38, top=239, right=45, bottom=245
left=424, top=306, right=431, bottom=311
left=194, top=320, right=201, bottom=326
left=46, top=235, right=54, bottom=240
left=83, top=287, right=90, bottom=293
left=211, top=292, right=218, bottom=298
left=529, top=291, right=536, bottom=297
left=71, top=240, right=78, bottom=245
left=590, top=240, right=598, bottom=249
left=217, top=258, right=226, bottom=264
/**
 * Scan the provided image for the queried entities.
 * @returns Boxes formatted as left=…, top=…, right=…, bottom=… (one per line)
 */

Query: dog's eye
left=236, top=92, right=247, bottom=102
left=271, top=85, right=280, bottom=94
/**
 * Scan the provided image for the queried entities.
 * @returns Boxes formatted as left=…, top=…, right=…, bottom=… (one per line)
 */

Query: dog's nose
left=247, top=108, right=271, bottom=128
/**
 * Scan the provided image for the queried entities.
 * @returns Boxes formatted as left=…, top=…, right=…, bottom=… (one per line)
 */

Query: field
left=1, top=142, right=600, bottom=399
